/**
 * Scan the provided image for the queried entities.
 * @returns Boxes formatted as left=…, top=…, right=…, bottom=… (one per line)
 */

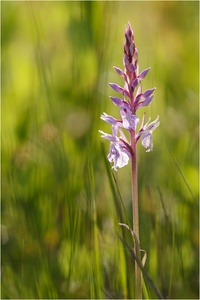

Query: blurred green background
left=1, top=1, right=199, bottom=299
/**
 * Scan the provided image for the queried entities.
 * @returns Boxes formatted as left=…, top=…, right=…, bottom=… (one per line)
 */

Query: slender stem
left=130, top=129, right=142, bottom=299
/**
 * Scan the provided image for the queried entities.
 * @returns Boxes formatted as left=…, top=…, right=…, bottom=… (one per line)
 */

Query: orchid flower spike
left=99, top=22, right=159, bottom=170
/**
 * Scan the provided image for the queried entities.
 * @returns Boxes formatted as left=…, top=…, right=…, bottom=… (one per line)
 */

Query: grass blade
left=116, top=232, right=165, bottom=299
left=169, top=149, right=196, bottom=202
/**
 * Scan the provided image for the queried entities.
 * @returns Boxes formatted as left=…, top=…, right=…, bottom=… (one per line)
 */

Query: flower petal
left=141, top=132, right=153, bottom=152
left=100, top=112, right=120, bottom=126
left=99, top=130, right=118, bottom=142
left=112, top=125, right=119, bottom=137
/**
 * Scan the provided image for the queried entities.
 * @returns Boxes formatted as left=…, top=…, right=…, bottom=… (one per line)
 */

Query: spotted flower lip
left=99, top=126, right=132, bottom=170
left=108, top=143, right=130, bottom=171
left=102, top=100, right=140, bottom=132
left=136, top=115, right=160, bottom=152
left=120, top=103, right=139, bottom=130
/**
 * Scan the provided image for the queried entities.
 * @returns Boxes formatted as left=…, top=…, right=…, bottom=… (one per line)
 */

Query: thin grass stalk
left=131, top=129, right=142, bottom=299
left=116, top=232, right=164, bottom=299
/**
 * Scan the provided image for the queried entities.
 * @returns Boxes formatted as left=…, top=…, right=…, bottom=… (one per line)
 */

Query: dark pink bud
left=109, top=83, right=124, bottom=93
left=113, top=66, right=125, bottom=77
left=143, top=87, right=156, bottom=98
left=132, top=78, right=139, bottom=89
left=138, top=67, right=150, bottom=79
left=109, top=96, right=122, bottom=106
left=126, top=63, right=136, bottom=73
left=136, top=95, right=154, bottom=110
left=109, top=83, right=130, bottom=97
left=134, top=93, right=142, bottom=104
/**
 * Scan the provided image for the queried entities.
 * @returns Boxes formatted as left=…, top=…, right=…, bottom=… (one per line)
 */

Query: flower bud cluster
left=100, top=23, right=159, bottom=171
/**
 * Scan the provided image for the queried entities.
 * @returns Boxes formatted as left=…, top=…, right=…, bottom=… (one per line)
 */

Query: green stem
left=131, top=129, right=142, bottom=299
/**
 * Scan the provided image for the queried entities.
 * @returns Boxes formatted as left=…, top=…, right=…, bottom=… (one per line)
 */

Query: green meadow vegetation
left=1, top=1, right=199, bottom=299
